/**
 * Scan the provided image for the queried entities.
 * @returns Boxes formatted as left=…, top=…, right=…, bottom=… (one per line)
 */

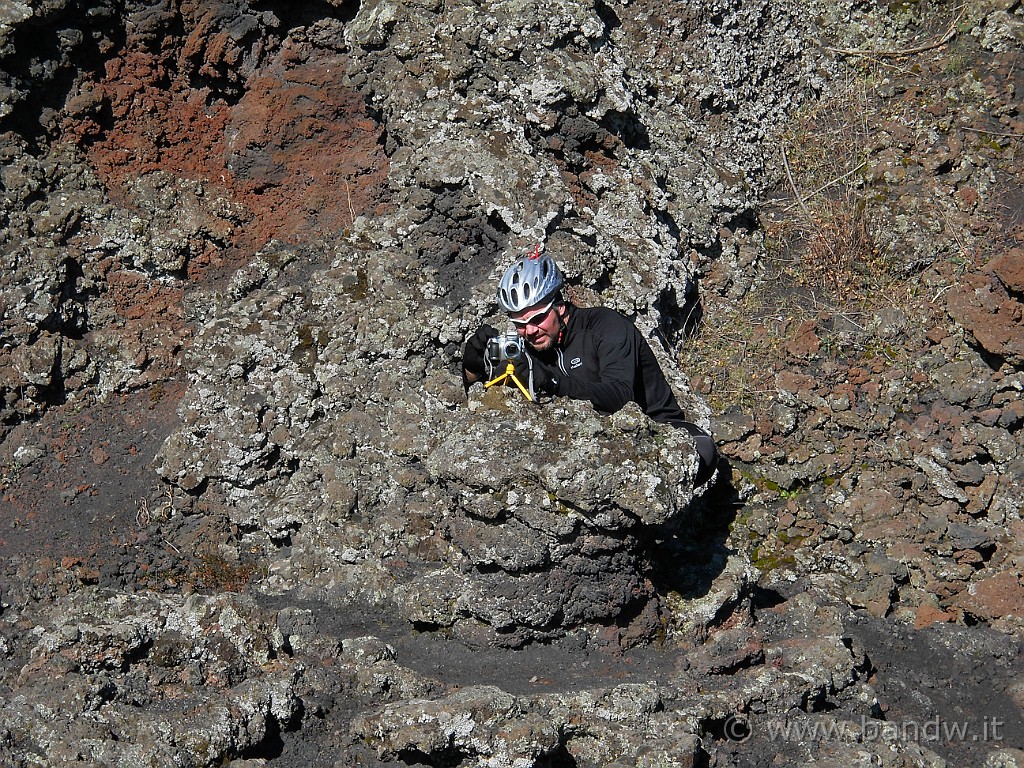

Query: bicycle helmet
left=496, top=247, right=564, bottom=313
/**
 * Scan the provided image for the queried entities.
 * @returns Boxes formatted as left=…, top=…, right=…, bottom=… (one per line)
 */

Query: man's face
left=509, top=299, right=561, bottom=351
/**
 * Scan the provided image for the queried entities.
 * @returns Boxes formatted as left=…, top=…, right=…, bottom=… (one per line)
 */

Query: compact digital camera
left=486, top=332, right=525, bottom=363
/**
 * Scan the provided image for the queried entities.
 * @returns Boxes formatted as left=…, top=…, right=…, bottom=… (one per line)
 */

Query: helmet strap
left=555, top=304, right=567, bottom=345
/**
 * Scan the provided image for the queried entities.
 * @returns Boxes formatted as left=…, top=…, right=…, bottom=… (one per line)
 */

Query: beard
left=526, top=333, right=555, bottom=351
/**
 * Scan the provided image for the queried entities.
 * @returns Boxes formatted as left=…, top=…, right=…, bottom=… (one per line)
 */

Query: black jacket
left=531, top=305, right=688, bottom=425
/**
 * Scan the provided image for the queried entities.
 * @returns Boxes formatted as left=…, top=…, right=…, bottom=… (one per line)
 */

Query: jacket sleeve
left=556, top=312, right=636, bottom=414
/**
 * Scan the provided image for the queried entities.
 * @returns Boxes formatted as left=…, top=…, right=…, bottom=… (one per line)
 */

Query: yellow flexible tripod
left=485, top=361, right=533, bottom=401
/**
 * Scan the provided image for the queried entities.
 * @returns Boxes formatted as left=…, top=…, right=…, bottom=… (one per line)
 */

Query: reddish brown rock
left=73, top=36, right=389, bottom=268
left=784, top=319, right=821, bottom=358
left=955, top=571, right=1024, bottom=621
left=946, top=250, right=1024, bottom=365
left=913, top=604, right=957, bottom=629
left=776, top=370, right=816, bottom=397
left=954, top=185, right=979, bottom=211
left=992, top=248, right=1024, bottom=293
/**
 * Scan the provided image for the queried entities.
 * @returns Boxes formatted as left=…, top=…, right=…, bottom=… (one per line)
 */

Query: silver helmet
left=496, top=248, right=563, bottom=313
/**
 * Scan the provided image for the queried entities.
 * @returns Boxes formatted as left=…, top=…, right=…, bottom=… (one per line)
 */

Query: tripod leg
left=484, top=364, right=532, bottom=401
left=485, top=371, right=509, bottom=389
left=508, top=373, right=533, bottom=401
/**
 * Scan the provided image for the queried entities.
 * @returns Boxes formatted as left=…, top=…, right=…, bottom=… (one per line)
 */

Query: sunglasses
left=509, top=299, right=556, bottom=328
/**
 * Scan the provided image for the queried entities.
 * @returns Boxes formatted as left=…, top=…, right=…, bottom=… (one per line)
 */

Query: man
left=463, top=249, right=718, bottom=486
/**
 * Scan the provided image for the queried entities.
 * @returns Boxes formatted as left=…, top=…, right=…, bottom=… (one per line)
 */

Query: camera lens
left=503, top=342, right=518, bottom=357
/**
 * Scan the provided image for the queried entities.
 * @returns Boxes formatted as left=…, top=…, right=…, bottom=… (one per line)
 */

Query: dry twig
left=344, top=177, right=356, bottom=226
left=823, top=22, right=958, bottom=59
left=785, top=161, right=868, bottom=213
left=823, top=14, right=961, bottom=59
left=135, top=496, right=151, bottom=527
left=962, top=126, right=1024, bottom=139
left=782, top=146, right=813, bottom=221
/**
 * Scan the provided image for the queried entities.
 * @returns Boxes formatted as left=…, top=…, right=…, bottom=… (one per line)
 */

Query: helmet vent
left=496, top=251, right=564, bottom=312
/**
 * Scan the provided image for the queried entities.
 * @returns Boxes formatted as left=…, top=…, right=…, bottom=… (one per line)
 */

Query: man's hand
left=462, top=324, right=498, bottom=386
left=514, top=355, right=560, bottom=396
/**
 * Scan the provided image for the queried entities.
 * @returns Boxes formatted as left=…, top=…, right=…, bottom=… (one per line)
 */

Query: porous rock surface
left=0, top=0, right=1022, bottom=766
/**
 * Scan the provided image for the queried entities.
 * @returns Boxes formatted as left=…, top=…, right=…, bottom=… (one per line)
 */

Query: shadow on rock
left=644, top=454, right=759, bottom=644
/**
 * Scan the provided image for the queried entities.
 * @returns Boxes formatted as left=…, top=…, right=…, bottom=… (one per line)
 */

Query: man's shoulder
left=572, top=305, right=630, bottom=325
left=571, top=305, right=635, bottom=335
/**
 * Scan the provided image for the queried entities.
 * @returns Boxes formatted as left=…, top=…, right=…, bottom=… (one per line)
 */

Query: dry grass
left=677, top=71, right=918, bottom=416
left=676, top=0, right=997, bottom=417
left=767, top=195, right=885, bottom=296
left=191, top=551, right=263, bottom=592
left=772, top=71, right=886, bottom=300
left=677, top=290, right=805, bottom=416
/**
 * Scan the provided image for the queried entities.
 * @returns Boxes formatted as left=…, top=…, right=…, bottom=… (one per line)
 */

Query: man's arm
left=462, top=325, right=498, bottom=390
